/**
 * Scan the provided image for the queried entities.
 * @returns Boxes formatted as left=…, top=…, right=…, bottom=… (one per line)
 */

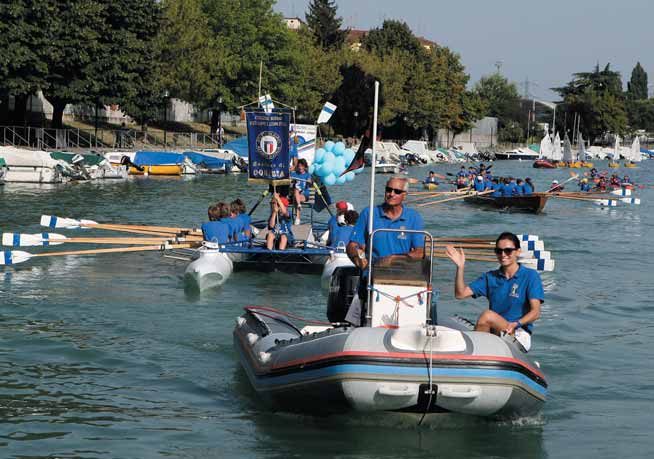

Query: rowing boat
left=463, top=194, right=549, bottom=213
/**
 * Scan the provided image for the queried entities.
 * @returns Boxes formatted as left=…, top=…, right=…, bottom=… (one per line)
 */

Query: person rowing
left=548, top=179, right=564, bottom=192
left=445, top=232, right=544, bottom=351
left=474, top=175, right=485, bottom=192
left=424, top=171, right=439, bottom=185
left=579, top=178, right=591, bottom=192
left=345, top=176, right=424, bottom=326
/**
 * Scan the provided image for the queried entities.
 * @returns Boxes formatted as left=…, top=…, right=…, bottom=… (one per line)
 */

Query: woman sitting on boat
left=491, top=178, right=503, bottom=197
left=290, top=159, right=312, bottom=225
left=231, top=198, right=251, bottom=242
left=201, top=202, right=231, bottom=244
left=594, top=176, right=607, bottom=192
left=266, top=192, right=293, bottom=250
left=579, top=178, right=592, bottom=192
left=445, top=232, right=544, bottom=351
left=502, top=177, right=517, bottom=196
left=515, top=179, right=527, bottom=195
left=590, top=168, right=599, bottom=178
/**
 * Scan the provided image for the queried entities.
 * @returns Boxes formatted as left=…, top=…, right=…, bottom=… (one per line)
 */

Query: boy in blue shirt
left=201, top=203, right=230, bottom=244
left=445, top=232, right=543, bottom=351
left=230, top=198, right=251, bottom=242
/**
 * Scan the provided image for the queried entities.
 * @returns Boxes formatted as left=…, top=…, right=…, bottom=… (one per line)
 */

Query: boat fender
left=377, top=384, right=415, bottom=397
left=247, top=333, right=259, bottom=345
left=438, top=385, right=481, bottom=399
left=258, top=352, right=271, bottom=363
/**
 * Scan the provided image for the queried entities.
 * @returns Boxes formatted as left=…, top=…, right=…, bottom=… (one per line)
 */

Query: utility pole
left=494, top=60, right=503, bottom=74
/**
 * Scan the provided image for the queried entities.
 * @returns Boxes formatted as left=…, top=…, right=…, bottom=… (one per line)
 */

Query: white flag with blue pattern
left=317, top=102, right=337, bottom=124
left=258, top=94, right=274, bottom=113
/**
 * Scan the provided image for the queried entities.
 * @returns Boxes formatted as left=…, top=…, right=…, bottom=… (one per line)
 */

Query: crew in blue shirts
left=515, top=179, right=526, bottom=195
left=201, top=202, right=231, bottom=244
left=579, top=178, right=591, bottom=192
left=501, top=178, right=517, bottom=197
left=523, top=178, right=534, bottom=195
left=445, top=232, right=543, bottom=351
left=491, top=178, right=503, bottom=197
left=474, top=175, right=485, bottom=192
left=346, top=177, right=425, bottom=325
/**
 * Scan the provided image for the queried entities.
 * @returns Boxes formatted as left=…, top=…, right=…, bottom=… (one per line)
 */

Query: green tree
left=0, top=1, right=52, bottom=124
left=362, top=20, right=423, bottom=58
left=305, top=0, right=347, bottom=50
left=627, top=62, right=648, bottom=101
left=554, top=63, right=628, bottom=142
left=627, top=99, right=654, bottom=131
left=473, top=73, right=521, bottom=141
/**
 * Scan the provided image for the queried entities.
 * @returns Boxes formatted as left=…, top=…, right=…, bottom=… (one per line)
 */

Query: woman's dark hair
left=344, top=210, right=359, bottom=225
left=208, top=205, right=219, bottom=221
left=297, top=158, right=308, bottom=169
left=214, top=202, right=230, bottom=219
left=231, top=198, right=246, bottom=214
left=496, top=232, right=520, bottom=249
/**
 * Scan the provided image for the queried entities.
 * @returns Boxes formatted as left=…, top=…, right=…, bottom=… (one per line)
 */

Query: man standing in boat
left=444, top=232, right=543, bottom=351
left=345, top=176, right=425, bottom=325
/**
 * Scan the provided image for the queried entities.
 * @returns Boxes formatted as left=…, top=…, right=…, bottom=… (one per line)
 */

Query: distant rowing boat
left=463, top=194, right=549, bottom=213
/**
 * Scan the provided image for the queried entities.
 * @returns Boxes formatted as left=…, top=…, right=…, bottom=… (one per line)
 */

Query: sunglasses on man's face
left=385, top=186, right=406, bottom=195
left=494, top=247, right=518, bottom=255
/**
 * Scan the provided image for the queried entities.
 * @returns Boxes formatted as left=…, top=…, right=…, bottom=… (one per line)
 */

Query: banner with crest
left=246, top=110, right=290, bottom=184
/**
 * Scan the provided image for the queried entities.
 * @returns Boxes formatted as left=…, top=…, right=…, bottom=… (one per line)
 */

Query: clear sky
left=274, top=0, right=653, bottom=101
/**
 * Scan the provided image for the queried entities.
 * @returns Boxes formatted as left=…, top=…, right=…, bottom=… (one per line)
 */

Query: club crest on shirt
left=510, top=283, right=520, bottom=298
left=398, top=225, right=407, bottom=240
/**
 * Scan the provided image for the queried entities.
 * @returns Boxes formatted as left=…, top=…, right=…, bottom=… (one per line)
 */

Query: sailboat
left=578, top=133, right=593, bottom=168
left=624, top=137, right=640, bottom=168
left=552, top=132, right=564, bottom=166
left=608, top=135, right=620, bottom=168
left=562, top=133, right=580, bottom=167
left=533, top=133, right=557, bottom=168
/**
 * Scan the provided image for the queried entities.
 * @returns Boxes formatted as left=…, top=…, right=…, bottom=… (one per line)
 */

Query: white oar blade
left=620, top=197, right=640, bottom=205
left=1, top=250, right=31, bottom=265
left=521, top=258, right=555, bottom=272
left=2, top=233, right=66, bottom=247
left=610, top=188, right=632, bottom=197
left=522, top=240, right=545, bottom=251
left=40, top=215, right=98, bottom=229
left=595, top=199, right=618, bottom=207
left=519, top=250, right=551, bottom=261
left=517, top=234, right=539, bottom=242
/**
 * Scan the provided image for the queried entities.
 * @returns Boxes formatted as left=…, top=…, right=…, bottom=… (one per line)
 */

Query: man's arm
left=346, top=241, right=367, bottom=271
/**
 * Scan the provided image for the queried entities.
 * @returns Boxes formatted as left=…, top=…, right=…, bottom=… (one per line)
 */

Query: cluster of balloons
left=309, top=141, right=364, bottom=186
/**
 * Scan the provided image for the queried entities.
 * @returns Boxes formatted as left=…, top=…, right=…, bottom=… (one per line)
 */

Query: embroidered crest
left=509, top=283, right=520, bottom=298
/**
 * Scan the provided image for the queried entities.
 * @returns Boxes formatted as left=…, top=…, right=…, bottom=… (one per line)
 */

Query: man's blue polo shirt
left=350, top=205, right=424, bottom=261
left=523, top=183, right=533, bottom=195
left=469, top=265, right=544, bottom=333
left=492, top=183, right=503, bottom=197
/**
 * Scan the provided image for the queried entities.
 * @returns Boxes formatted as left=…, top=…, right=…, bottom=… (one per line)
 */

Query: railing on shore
left=0, top=126, right=224, bottom=151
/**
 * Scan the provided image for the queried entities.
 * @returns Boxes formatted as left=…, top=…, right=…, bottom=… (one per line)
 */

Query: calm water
left=1, top=162, right=653, bottom=458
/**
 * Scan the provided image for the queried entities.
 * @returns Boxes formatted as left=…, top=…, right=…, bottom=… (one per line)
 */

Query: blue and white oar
left=2, top=233, right=66, bottom=247
left=40, top=215, right=98, bottom=229
left=520, top=257, right=555, bottom=272
left=595, top=199, right=618, bottom=207
left=520, top=250, right=551, bottom=260
left=620, top=197, right=640, bottom=205
left=517, top=234, right=539, bottom=242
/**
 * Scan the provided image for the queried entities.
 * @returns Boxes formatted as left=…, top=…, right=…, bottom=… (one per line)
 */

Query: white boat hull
left=184, top=248, right=233, bottom=290
left=321, top=252, right=354, bottom=290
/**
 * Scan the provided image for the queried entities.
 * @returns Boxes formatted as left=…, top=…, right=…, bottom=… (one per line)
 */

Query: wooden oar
left=417, top=189, right=494, bottom=208
left=41, top=215, right=202, bottom=235
left=1, top=243, right=196, bottom=266
left=2, top=232, right=202, bottom=247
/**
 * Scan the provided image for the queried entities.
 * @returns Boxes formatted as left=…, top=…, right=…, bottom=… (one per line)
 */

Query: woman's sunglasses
left=385, top=186, right=406, bottom=195
left=494, top=247, right=518, bottom=255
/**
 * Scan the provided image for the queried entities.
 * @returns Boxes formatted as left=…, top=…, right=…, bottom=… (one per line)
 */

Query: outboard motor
left=327, top=266, right=360, bottom=323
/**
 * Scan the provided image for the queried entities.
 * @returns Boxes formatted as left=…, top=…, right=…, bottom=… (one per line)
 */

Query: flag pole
left=366, top=81, right=380, bottom=325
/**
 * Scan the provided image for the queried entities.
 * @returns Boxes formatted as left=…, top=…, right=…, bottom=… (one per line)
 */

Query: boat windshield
left=372, top=256, right=430, bottom=286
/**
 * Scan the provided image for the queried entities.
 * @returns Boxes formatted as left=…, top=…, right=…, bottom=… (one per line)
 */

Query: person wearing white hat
left=474, top=175, right=485, bottom=192
left=549, top=179, right=564, bottom=192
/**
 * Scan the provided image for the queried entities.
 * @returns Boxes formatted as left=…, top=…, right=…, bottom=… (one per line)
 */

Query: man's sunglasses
left=385, top=186, right=406, bottom=195
left=494, top=247, right=518, bottom=255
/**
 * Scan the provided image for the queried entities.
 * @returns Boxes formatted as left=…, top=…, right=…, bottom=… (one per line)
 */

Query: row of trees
left=0, top=0, right=484, bottom=143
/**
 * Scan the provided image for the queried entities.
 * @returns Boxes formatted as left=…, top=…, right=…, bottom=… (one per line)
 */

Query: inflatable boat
left=235, top=230, right=548, bottom=419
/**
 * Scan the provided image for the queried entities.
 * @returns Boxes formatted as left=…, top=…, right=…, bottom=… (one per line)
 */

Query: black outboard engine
left=327, top=267, right=360, bottom=323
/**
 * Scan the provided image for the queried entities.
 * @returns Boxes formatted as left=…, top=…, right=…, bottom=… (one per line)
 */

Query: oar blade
left=1, top=250, right=31, bottom=265
left=620, top=197, right=640, bottom=205
left=40, top=215, right=98, bottom=229
left=2, top=233, right=66, bottom=247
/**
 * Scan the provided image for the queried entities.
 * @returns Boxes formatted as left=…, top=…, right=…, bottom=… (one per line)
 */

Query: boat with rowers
left=463, top=194, right=549, bottom=214
left=234, top=229, right=548, bottom=419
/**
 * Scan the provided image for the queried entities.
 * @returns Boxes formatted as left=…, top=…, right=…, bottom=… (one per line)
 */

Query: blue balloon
left=333, top=142, right=346, bottom=156
left=314, top=148, right=325, bottom=163
left=336, top=174, right=347, bottom=185
left=320, top=160, right=333, bottom=176
left=308, top=164, right=315, bottom=174
left=324, top=141, right=335, bottom=152
left=323, top=151, right=335, bottom=164
left=324, top=173, right=336, bottom=186
left=354, top=166, right=364, bottom=174
left=345, top=171, right=355, bottom=181
left=333, top=156, right=346, bottom=172
left=343, top=148, right=355, bottom=164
